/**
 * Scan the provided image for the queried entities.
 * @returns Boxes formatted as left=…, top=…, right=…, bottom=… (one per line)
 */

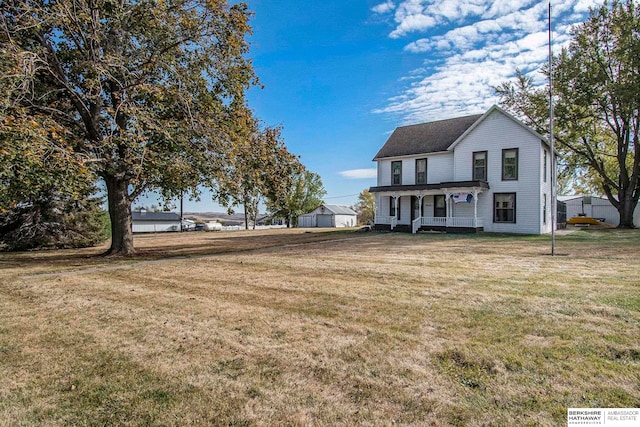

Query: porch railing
left=374, top=215, right=398, bottom=229
left=414, top=217, right=483, bottom=233
left=446, top=217, right=484, bottom=228
left=377, top=216, right=483, bottom=232
left=421, top=217, right=447, bottom=227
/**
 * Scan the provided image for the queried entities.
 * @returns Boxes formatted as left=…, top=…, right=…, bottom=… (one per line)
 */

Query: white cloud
left=339, top=169, right=378, bottom=179
left=372, top=1, right=396, bottom=14
left=390, top=13, right=437, bottom=38
left=573, top=0, right=601, bottom=13
left=374, top=0, right=606, bottom=124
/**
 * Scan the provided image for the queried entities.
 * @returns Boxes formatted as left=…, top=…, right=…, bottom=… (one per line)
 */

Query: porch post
left=415, top=194, right=425, bottom=233
left=392, top=195, right=399, bottom=230
left=445, top=191, right=452, bottom=228
left=473, top=190, right=478, bottom=228
left=394, top=195, right=399, bottom=218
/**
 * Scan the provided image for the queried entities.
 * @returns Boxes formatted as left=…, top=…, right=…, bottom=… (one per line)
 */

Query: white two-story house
left=370, top=105, right=554, bottom=234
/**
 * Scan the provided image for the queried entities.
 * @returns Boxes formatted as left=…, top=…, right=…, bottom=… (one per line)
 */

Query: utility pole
left=549, top=2, right=556, bottom=256
left=180, top=191, right=184, bottom=232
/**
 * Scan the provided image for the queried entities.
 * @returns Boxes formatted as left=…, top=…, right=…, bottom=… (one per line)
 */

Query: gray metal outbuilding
left=298, top=205, right=357, bottom=228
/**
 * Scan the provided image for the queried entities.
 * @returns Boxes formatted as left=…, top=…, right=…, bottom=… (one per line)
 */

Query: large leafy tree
left=268, top=170, right=326, bottom=228
left=1, top=0, right=257, bottom=254
left=496, top=0, right=640, bottom=227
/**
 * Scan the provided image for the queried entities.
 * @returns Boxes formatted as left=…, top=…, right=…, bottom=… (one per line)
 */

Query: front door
left=434, top=195, right=447, bottom=217
left=411, top=196, right=421, bottom=221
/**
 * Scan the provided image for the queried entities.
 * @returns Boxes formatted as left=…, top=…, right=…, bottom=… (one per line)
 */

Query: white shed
left=558, top=195, right=640, bottom=226
left=298, top=204, right=357, bottom=228
left=132, top=210, right=181, bottom=233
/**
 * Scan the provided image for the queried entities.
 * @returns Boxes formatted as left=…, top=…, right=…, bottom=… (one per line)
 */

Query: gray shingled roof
left=373, top=114, right=483, bottom=160
left=132, top=211, right=181, bottom=222
left=322, top=204, right=357, bottom=215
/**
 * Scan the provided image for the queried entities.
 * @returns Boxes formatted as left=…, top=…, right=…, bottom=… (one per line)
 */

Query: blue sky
left=137, top=0, right=603, bottom=212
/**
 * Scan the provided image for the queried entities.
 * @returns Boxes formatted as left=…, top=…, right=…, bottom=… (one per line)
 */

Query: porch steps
left=372, top=224, right=414, bottom=233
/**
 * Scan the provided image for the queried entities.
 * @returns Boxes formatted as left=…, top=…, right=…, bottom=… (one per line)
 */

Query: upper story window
left=502, top=148, right=518, bottom=180
left=543, top=149, right=548, bottom=183
left=391, top=161, right=402, bottom=185
left=473, top=151, right=487, bottom=181
left=415, top=158, right=427, bottom=184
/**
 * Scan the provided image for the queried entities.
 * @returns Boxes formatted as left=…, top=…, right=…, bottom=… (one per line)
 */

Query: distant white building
left=298, top=204, right=358, bottom=228
left=558, top=195, right=640, bottom=226
left=131, top=210, right=181, bottom=233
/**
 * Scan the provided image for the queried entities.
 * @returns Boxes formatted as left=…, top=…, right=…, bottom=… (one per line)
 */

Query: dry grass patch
left=1, top=228, right=639, bottom=426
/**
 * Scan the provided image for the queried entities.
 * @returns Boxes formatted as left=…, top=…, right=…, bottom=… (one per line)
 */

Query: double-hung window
left=543, top=149, right=548, bottom=183
left=415, top=159, right=427, bottom=184
left=473, top=151, right=487, bottom=181
left=434, top=195, right=446, bottom=218
left=502, top=148, right=518, bottom=180
left=389, top=197, right=399, bottom=219
left=494, top=193, right=516, bottom=223
left=391, top=161, right=402, bottom=185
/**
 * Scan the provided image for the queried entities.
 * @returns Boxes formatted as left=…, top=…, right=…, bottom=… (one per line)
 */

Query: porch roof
left=369, top=180, right=489, bottom=193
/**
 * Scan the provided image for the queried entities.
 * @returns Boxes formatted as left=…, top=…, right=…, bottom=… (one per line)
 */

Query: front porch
left=374, top=215, right=484, bottom=233
left=370, top=181, right=489, bottom=234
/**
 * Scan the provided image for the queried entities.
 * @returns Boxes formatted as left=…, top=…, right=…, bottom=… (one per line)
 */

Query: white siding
left=376, top=158, right=414, bottom=186
left=132, top=221, right=180, bottom=233
left=428, top=153, right=454, bottom=184
left=375, top=193, right=388, bottom=218
left=376, top=153, right=454, bottom=186
left=378, top=159, right=391, bottom=186
left=334, top=215, right=356, bottom=227
left=403, top=159, right=415, bottom=185
left=452, top=110, right=543, bottom=234
left=539, top=144, right=553, bottom=233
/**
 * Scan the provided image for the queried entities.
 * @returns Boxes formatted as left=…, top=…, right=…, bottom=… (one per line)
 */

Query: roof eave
left=446, top=104, right=550, bottom=151
left=373, top=150, right=451, bottom=161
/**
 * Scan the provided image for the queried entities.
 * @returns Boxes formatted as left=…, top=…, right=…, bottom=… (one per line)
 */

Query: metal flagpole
left=549, top=2, right=556, bottom=256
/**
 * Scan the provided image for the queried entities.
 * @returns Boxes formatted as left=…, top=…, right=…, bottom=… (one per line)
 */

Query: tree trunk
left=104, top=175, right=136, bottom=255
left=252, top=199, right=258, bottom=230
left=617, top=192, right=638, bottom=228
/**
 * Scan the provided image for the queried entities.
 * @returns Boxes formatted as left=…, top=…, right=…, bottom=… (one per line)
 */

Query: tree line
left=0, top=0, right=327, bottom=253
left=2, top=0, right=638, bottom=253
